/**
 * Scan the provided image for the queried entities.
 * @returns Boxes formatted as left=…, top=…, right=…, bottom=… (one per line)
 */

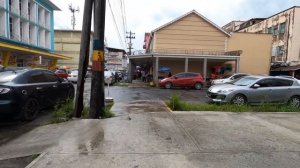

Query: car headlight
left=218, top=89, right=235, bottom=93
left=0, top=88, right=11, bottom=94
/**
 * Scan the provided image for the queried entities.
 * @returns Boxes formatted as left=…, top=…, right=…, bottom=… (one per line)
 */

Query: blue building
left=0, top=0, right=70, bottom=68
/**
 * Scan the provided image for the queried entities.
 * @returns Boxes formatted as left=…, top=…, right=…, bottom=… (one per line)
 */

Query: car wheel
left=288, top=96, right=300, bottom=108
left=231, top=94, right=247, bottom=106
left=21, top=98, right=40, bottom=121
left=165, top=82, right=172, bottom=89
left=194, top=83, right=202, bottom=90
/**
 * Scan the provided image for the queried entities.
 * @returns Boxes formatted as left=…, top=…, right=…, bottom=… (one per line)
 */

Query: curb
left=25, top=152, right=47, bottom=168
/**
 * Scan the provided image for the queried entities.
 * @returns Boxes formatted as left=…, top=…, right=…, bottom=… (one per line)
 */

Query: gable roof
left=151, top=10, right=231, bottom=37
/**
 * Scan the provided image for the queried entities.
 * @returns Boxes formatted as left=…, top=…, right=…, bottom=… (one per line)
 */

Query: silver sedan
left=207, top=76, right=300, bottom=107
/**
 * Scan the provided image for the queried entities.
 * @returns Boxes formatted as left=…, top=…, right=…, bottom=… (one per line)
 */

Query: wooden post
left=90, top=0, right=106, bottom=119
left=74, top=0, right=94, bottom=118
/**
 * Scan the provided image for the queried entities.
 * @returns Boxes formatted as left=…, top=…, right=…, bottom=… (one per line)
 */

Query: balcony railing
left=151, top=49, right=242, bottom=56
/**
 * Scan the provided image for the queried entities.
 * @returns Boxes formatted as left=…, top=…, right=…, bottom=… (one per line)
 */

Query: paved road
left=81, top=80, right=210, bottom=105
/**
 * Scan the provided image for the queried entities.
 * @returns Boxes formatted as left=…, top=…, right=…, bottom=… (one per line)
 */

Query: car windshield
left=232, top=76, right=258, bottom=86
left=0, top=70, right=25, bottom=83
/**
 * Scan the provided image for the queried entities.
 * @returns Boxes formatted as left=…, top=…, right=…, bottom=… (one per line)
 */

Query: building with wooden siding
left=129, top=10, right=272, bottom=85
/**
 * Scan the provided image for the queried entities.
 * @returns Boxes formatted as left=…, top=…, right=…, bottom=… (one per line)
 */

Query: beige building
left=227, top=33, right=272, bottom=75
left=129, top=10, right=272, bottom=85
left=54, top=30, right=93, bottom=70
left=237, top=6, right=300, bottom=68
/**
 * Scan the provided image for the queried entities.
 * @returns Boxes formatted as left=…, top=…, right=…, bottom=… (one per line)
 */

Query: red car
left=55, top=69, right=68, bottom=79
left=159, top=72, right=204, bottom=90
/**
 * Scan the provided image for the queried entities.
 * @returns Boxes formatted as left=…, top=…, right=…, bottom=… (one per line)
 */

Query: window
left=9, top=17, right=12, bottom=38
left=43, top=71, right=60, bottom=82
left=20, top=22, right=23, bottom=40
left=9, top=0, right=11, bottom=11
left=273, top=25, right=279, bottom=35
left=273, top=79, right=293, bottom=87
left=175, top=73, right=186, bottom=78
left=267, top=27, right=273, bottom=34
left=279, top=22, right=286, bottom=34
left=256, top=79, right=274, bottom=87
left=278, top=46, right=284, bottom=56
left=28, top=71, right=46, bottom=83
left=19, top=0, right=21, bottom=13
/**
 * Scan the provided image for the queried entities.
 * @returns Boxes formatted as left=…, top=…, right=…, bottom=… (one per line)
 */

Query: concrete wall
left=189, top=59, right=204, bottom=74
left=238, top=7, right=300, bottom=65
left=227, top=33, right=272, bottom=75
left=55, top=30, right=93, bottom=70
left=153, top=13, right=228, bottom=52
left=55, top=31, right=81, bottom=69
left=290, top=8, right=300, bottom=64
left=159, top=59, right=185, bottom=74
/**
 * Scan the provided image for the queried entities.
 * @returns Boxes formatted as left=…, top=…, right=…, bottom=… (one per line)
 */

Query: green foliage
left=102, top=103, right=115, bottom=118
left=51, top=99, right=115, bottom=123
left=169, top=94, right=181, bottom=110
left=51, top=99, right=74, bottom=123
left=167, top=95, right=300, bottom=112
left=114, top=83, right=129, bottom=87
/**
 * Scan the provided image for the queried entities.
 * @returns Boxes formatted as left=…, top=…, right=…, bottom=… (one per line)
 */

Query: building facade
left=0, top=0, right=69, bottom=69
left=55, top=30, right=93, bottom=70
left=129, top=10, right=272, bottom=85
left=105, top=47, right=127, bottom=71
left=237, top=6, right=300, bottom=67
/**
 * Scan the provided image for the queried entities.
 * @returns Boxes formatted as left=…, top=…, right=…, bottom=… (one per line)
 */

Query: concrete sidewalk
left=1, top=100, right=300, bottom=167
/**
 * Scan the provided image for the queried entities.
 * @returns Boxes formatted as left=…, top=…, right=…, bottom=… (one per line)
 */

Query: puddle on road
left=127, top=100, right=170, bottom=113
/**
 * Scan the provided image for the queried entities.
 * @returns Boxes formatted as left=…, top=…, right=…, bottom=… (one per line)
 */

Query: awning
left=0, top=42, right=71, bottom=60
left=271, top=65, right=300, bottom=71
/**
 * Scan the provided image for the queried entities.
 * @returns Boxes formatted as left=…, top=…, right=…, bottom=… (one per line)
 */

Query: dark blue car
left=0, top=68, right=74, bottom=121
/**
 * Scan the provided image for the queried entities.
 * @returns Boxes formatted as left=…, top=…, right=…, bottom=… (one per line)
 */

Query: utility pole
left=90, top=0, right=106, bottom=119
left=126, top=31, right=135, bottom=55
left=74, top=0, right=93, bottom=118
left=69, top=4, right=80, bottom=30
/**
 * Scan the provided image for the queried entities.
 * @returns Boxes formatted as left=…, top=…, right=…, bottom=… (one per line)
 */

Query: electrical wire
left=107, top=0, right=126, bottom=49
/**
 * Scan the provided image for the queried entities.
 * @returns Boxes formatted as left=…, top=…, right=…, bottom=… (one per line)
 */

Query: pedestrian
left=168, top=71, right=172, bottom=77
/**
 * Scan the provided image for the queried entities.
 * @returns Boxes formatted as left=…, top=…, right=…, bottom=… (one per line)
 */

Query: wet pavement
left=1, top=80, right=300, bottom=167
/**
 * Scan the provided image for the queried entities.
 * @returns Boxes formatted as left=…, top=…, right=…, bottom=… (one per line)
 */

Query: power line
left=108, top=0, right=126, bottom=49
left=120, top=0, right=127, bottom=44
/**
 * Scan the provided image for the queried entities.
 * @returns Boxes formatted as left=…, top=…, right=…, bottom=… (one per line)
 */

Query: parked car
left=0, top=67, right=28, bottom=72
left=68, top=70, right=78, bottom=83
left=55, top=69, right=68, bottom=79
left=159, top=72, right=204, bottom=90
left=211, top=73, right=249, bottom=85
left=207, top=76, right=300, bottom=107
left=0, top=68, right=75, bottom=121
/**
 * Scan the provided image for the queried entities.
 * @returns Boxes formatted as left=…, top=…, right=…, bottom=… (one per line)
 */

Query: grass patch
left=51, top=99, right=115, bottom=123
left=102, top=103, right=115, bottom=118
left=31, top=154, right=40, bottom=160
left=167, top=94, right=300, bottom=112
left=114, top=82, right=128, bottom=87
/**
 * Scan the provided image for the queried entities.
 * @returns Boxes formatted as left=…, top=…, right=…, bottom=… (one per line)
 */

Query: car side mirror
left=252, top=84, right=260, bottom=88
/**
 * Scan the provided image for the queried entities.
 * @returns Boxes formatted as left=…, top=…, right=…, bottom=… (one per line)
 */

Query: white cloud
left=51, top=0, right=300, bottom=52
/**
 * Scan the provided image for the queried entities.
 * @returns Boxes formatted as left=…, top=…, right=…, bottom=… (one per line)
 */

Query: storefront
left=0, top=42, right=71, bottom=69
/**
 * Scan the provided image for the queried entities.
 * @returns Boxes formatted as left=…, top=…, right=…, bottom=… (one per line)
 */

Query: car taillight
left=0, top=88, right=11, bottom=94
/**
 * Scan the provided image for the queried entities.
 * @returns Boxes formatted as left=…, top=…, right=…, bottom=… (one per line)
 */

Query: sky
left=51, top=0, right=300, bottom=52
